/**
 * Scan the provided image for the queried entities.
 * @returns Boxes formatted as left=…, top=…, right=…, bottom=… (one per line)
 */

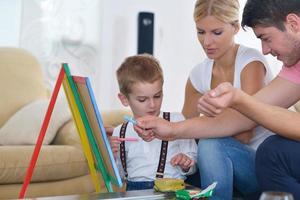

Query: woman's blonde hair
left=194, top=0, right=240, bottom=26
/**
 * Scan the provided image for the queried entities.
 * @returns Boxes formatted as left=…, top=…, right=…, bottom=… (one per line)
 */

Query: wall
left=0, top=0, right=21, bottom=46
left=19, top=0, right=103, bottom=91
left=0, top=0, right=282, bottom=112
left=96, top=0, right=204, bottom=111
left=97, top=0, right=282, bottom=111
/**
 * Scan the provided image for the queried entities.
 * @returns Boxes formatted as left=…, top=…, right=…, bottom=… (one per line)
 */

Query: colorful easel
left=19, top=63, right=122, bottom=198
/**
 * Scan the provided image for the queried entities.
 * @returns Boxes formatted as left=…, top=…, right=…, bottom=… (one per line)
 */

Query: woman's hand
left=134, top=115, right=176, bottom=141
left=197, top=82, right=238, bottom=117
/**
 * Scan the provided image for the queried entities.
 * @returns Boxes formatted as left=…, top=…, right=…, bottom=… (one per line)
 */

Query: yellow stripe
left=62, top=77, right=102, bottom=192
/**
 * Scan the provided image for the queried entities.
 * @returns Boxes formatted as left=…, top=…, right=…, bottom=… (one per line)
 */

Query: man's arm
left=135, top=103, right=256, bottom=141
left=136, top=76, right=300, bottom=141
left=233, top=77, right=300, bottom=140
left=197, top=76, right=300, bottom=140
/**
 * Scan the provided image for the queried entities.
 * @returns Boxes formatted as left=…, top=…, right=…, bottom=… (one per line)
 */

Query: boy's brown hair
left=116, top=54, right=164, bottom=96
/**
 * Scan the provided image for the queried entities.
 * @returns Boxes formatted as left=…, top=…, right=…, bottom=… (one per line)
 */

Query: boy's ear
left=118, top=93, right=129, bottom=107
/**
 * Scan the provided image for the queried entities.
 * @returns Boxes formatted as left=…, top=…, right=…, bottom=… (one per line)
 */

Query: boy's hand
left=105, top=126, right=115, bottom=136
left=170, top=153, right=195, bottom=172
left=109, top=136, right=121, bottom=158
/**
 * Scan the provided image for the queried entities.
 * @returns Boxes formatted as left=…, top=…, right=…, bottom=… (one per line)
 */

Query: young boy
left=110, top=54, right=197, bottom=191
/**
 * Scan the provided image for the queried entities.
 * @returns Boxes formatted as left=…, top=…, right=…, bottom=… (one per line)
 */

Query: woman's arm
left=234, top=60, right=266, bottom=143
left=182, top=79, right=203, bottom=119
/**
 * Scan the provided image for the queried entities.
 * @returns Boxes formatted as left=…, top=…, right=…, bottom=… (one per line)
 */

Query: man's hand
left=197, top=82, right=238, bottom=117
left=134, top=115, right=176, bottom=141
left=171, top=153, right=195, bottom=172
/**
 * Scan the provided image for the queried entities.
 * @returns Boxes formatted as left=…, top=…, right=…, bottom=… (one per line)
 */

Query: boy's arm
left=177, top=139, right=198, bottom=175
left=110, top=125, right=122, bottom=159
left=182, top=158, right=197, bottom=176
left=171, top=152, right=196, bottom=175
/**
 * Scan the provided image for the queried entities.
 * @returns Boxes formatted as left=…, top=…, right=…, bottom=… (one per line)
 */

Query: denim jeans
left=197, top=137, right=259, bottom=200
left=126, top=180, right=154, bottom=191
left=256, top=135, right=300, bottom=200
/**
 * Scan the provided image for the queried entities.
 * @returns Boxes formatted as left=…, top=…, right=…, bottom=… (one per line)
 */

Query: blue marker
left=123, top=115, right=137, bottom=125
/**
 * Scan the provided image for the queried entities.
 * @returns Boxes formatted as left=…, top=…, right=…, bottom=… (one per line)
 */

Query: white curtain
left=19, top=0, right=116, bottom=108
left=17, top=0, right=281, bottom=112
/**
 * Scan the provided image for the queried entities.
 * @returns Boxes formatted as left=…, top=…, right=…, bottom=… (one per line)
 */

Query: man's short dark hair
left=242, top=0, right=300, bottom=31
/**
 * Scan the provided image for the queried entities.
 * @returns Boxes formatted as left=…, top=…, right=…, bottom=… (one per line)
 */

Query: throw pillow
left=0, top=98, right=71, bottom=145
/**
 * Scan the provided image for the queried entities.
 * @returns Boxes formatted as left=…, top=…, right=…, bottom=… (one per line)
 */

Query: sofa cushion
left=101, top=109, right=132, bottom=127
left=0, top=99, right=71, bottom=145
left=0, top=48, right=47, bottom=127
left=0, top=145, right=88, bottom=184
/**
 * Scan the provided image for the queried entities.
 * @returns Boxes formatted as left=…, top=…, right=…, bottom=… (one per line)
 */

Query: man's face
left=119, top=79, right=163, bottom=118
left=253, top=25, right=300, bottom=67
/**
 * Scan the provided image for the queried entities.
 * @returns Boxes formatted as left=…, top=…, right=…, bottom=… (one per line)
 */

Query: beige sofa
left=0, top=47, right=128, bottom=199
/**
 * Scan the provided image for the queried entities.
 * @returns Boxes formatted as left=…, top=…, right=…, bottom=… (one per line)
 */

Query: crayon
left=123, top=115, right=137, bottom=125
left=117, top=137, right=139, bottom=142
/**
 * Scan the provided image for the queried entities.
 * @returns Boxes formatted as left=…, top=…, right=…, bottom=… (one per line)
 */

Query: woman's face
left=195, top=15, right=238, bottom=59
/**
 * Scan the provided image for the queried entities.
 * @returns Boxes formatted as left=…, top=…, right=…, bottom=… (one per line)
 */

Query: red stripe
left=19, top=66, right=65, bottom=198
left=72, top=76, right=86, bottom=83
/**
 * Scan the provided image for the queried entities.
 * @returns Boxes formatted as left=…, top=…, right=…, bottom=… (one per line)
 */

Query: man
left=134, top=0, right=300, bottom=198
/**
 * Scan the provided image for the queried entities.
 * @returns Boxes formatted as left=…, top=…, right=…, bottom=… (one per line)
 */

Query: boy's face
left=118, top=79, right=163, bottom=118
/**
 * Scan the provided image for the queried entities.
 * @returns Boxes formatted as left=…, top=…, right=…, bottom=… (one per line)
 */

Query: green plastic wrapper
left=175, top=182, right=217, bottom=200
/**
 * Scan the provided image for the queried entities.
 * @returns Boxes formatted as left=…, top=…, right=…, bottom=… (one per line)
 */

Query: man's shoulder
left=278, top=61, right=300, bottom=85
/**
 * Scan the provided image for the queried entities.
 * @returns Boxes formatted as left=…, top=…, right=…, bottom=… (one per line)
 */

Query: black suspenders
left=119, top=112, right=170, bottom=179
left=156, top=112, right=170, bottom=178
left=119, top=122, right=129, bottom=178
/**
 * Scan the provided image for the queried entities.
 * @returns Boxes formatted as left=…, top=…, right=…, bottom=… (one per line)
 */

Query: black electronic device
left=137, top=12, right=154, bottom=55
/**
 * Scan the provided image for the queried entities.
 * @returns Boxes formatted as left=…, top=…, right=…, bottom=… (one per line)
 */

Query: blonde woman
left=181, top=0, right=274, bottom=199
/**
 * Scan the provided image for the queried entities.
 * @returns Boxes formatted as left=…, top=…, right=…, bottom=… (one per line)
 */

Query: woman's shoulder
left=236, top=44, right=268, bottom=70
left=190, top=58, right=213, bottom=74
left=237, top=44, right=265, bottom=60
left=197, top=57, right=213, bottom=67
left=236, top=44, right=274, bottom=81
left=189, top=58, right=213, bottom=93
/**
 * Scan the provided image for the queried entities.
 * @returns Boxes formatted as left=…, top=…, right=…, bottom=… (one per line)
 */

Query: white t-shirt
left=189, top=44, right=274, bottom=150
left=112, top=112, right=197, bottom=182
